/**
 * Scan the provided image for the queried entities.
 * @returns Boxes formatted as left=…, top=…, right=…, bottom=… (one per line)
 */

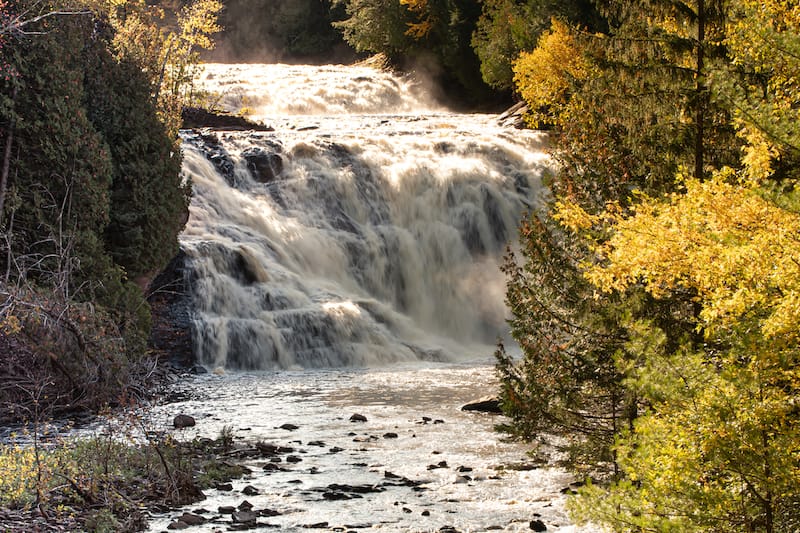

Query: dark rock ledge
left=181, top=106, right=273, bottom=131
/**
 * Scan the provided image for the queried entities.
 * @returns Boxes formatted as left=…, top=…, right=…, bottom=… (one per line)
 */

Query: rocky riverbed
left=143, top=361, right=593, bottom=533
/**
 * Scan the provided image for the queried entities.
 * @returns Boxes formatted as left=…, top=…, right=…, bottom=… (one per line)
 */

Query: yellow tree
left=564, top=0, right=800, bottom=529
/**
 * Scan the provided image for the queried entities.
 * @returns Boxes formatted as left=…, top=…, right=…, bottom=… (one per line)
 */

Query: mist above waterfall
left=181, top=64, right=548, bottom=370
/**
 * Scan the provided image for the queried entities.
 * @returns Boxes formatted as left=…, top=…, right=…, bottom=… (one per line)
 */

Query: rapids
left=181, top=63, right=549, bottom=370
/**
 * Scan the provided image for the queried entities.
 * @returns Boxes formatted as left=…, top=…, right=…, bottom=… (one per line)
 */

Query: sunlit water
left=146, top=362, right=590, bottom=532
left=145, top=63, right=594, bottom=531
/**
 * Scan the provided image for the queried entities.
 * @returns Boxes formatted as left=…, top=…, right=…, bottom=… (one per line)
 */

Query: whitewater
left=145, top=63, right=595, bottom=532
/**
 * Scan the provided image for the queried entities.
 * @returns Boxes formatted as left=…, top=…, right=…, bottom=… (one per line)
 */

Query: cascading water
left=181, top=63, right=549, bottom=370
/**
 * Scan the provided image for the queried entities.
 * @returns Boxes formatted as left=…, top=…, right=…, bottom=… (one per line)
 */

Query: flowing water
left=147, top=63, right=594, bottom=532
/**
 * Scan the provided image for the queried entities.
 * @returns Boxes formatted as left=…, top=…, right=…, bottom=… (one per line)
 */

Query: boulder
left=529, top=519, right=547, bottom=531
left=173, top=414, right=196, bottom=428
left=461, top=396, right=502, bottom=414
left=242, top=147, right=283, bottom=183
left=177, top=513, right=205, bottom=526
left=232, top=510, right=259, bottom=525
left=349, top=413, right=368, bottom=422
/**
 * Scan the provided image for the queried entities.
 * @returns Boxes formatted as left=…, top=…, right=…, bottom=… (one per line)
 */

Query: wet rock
left=232, top=510, right=259, bottom=524
left=219, top=506, right=236, bottom=514
left=384, top=471, right=401, bottom=479
left=181, top=106, right=272, bottom=131
left=303, top=522, right=329, bottom=529
left=427, top=461, right=449, bottom=470
left=238, top=500, right=254, bottom=511
left=257, top=442, right=292, bottom=456
left=307, top=440, right=326, bottom=446
left=402, top=507, right=412, bottom=513
left=329, top=446, right=344, bottom=453
left=242, top=485, right=259, bottom=497
left=167, top=521, right=189, bottom=530
left=456, top=466, right=473, bottom=472
left=177, top=512, right=206, bottom=525
left=242, top=147, right=284, bottom=183
left=530, top=519, right=547, bottom=531
left=260, top=508, right=281, bottom=517
left=497, top=101, right=529, bottom=129
left=433, top=419, right=445, bottom=424
left=286, top=455, right=302, bottom=463
left=279, top=423, right=299, bottom=431
left=215, top=482, right=233, bottom=491
left=439, top=526, right=461, bottom=533
left=173, top=414, right=196, bottom=428
left=461, top=396, right=502, bottom=414
left=350, top=413, right=368, bottom=422
left=383, top=432, right=399, bottom=439
left=421, top=510, right=431, bottom=516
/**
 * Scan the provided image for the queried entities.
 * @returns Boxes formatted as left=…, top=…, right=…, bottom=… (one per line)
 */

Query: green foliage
left=471, top=0, right=602, bottom=90
left=335, top=0, right=492, bottom=101
left=0, top=0, right=196, bottom=420
left=496, top=0, right=800, bottom=530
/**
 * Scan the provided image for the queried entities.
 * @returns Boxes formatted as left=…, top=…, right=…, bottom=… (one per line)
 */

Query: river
left=146, top=63, right=592, bottom=532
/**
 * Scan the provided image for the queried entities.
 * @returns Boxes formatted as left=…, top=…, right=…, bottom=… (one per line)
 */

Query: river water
left=147, top=63, right=592, bottom=532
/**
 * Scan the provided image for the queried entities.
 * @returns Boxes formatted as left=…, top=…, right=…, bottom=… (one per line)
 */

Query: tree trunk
left=694, top=0, right=705, bottom=180
left=0, top=85, right=18, bottom=218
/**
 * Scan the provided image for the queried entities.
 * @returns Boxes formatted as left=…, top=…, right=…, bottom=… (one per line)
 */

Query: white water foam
left=181, top=63, right=549, bottom=370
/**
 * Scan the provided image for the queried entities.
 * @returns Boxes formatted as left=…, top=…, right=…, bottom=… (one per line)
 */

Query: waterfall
left=180, top=63, right=549, bottom=370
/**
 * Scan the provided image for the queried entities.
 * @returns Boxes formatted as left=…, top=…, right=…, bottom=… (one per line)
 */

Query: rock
left=238, top=500, right=254, bottom=511
left=286, top=455, right=302, bottom=463
left=181, top=106, right=273, bottom=131
left=190, top=364, right=208, bottom=374
left=279, top=423, right=299, bottom=431
left=219, top=506, right=236, bottom=514
left=456, top=465, right=473, bottom=472
left=243, top=146, right=284, bottom=183
left=461, top=396, right=502, bottom=414
left=177, top=513, right=205, bottom=525
left=303, top=522, right=329, bottom=529
left=167, top=521, right=189, bottom=530
left=383, top=432, right=399, bottom=439
left=384, top=471, right=401, bottom=479
left=232, top=510, right=259, bottom=524
left=421, top=510, right=431, bottom=516
left=433, top=419, right=445, bottom=424
left=173, top=414, right=196, bottom=428
left=260, top=508, right=281, bottom=517
left=242, top=485, right=259, bottom=496
left=427, top=461, right=448, bottom=470
left=349, top=413, right=368, bottom=422
left=215, top=482, right=233, bottom=491
left=530, top=519, right=547, bottom=531
left=256, top=442, right=279, bottom=456
left=497, top=101, right=529, bottom=129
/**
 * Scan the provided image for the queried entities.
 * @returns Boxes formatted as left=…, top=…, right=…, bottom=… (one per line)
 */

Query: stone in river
left=242, top=485, right=259, bottom=496
left=350, top=413, right=368, bottom=422
left=232, top=510, right=258, bottom=524
left=173, top=414, right=196, bottom=428
left=530, top=519, right=547, bottom=531
left=461, top=396, right=502, bottom=414
left=177, top=512, right=205, bottom=525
